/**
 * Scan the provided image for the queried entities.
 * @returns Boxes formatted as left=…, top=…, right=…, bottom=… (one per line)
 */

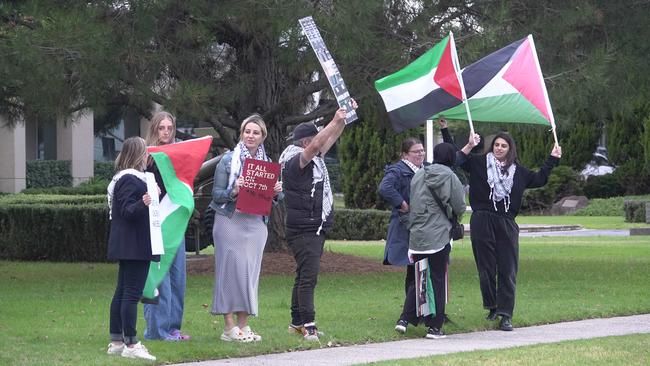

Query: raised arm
left=299, top=108, right=347, bottom=169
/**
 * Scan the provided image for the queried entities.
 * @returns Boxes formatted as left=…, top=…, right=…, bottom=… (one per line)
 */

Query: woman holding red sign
left=209, top=114, right=283, bottom=342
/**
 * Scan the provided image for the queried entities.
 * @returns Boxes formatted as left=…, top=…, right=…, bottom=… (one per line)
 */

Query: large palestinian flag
left=375, top=34, right=463, bottom=132
left=142, top=136, right=212, bottom=300
left=434, top=35, right=556, bottom=130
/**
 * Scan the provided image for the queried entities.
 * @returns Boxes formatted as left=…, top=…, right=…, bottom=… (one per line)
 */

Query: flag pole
left=450, top=32, right=475, bottom=135
left=528, top=34, right=559, bottom=147
left=426, top=119, right=434, bottom=163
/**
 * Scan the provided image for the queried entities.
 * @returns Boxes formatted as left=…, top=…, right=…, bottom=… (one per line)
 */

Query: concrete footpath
left=171, top=314, right=650, bottom=366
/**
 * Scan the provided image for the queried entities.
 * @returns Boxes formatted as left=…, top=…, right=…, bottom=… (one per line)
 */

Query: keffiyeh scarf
left=279, top=144, right=332, bottom=235
left=107, top=169, right=147, bottom=219
left=227, top=141, right=270, bottom=190
left=486, top=152, right=516, bottom=212
left=401, top=159, right=421, bottom=173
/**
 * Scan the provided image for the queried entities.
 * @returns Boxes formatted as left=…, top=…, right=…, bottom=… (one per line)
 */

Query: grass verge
left=1, top=236, right=649, bottom=365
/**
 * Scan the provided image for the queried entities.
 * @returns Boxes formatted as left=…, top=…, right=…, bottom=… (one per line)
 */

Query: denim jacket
left=209, top=151, right=284, bottom=224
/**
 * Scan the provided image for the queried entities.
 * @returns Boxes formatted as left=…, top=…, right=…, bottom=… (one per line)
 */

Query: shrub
left=521, top=166, right=583, bottom=213
left=94, top=161, right=115, bottom=181
left=583, top=173, right=625, bottom=199
left=26, top=160, right=71, bottom=188
left=571, top=194, right=650, bottom=216
left=329, top=208, right=390, bottom=240
left=0, top=196, right=109, bottom=262
left=624, top=201, right=649, bottom=223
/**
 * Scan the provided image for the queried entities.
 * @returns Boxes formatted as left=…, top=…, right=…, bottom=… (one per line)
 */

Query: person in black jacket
left=106, top=137, right=158, bottom=360
left=458, top=131, right=562, bottom=331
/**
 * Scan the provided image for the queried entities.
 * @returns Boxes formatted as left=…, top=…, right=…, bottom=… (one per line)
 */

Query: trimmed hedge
left=94, top=161, right=116, bottom=181
left=0, top=194, right=392, bottom=262
left=21, top=178, right=110, bottom=195
left=26, top=160, right=71, bottom=188
left=329, top=208, right=390, bottom=240
left=624, top=201, right=649, bottom=223
left=0, top=198, right=109, bottom=262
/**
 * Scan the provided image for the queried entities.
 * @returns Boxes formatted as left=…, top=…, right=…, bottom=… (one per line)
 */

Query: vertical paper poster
left=235, top=159, right=281, bottom=216
left=298, top=16, right=358, bottom=124
left=145, top=172, right=164, bottom=255
left=415, top=257, right=436, bottom=317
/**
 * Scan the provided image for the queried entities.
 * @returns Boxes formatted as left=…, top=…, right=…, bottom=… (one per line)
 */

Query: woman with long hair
left=143, top=111, right=190, bottom=341
left=210, top=114, right=283, bottom=342
left=459, top=131, right=562, bottom=331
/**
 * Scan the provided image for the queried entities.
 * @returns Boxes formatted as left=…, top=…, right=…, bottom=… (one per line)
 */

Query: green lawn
left=368, top=334, right=650, bottom=366
left=2, top=236, right=650, bottom=365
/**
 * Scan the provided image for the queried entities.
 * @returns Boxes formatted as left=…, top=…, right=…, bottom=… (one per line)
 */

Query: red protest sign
left=235, top=158, right=281, bottom=216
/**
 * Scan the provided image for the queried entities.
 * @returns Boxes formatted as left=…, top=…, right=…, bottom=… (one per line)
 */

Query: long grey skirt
left=211, top=211, right=267, bottom=316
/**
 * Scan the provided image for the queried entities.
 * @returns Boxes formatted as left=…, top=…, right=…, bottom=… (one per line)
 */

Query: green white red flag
left=375, top=34, right=464, bottom=132
left=434, top=34, right=557, bottom=139
left=142, top=136, right=212, bottom=300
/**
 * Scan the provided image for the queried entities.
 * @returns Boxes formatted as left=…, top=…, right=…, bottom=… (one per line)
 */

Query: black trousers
left=470, top=210, right=519, bottom=318
left=109, top=260, right=150, bottom=345
left=402, top=244, right=451, bottom=329
left=287, top=231, right=326, bottom=325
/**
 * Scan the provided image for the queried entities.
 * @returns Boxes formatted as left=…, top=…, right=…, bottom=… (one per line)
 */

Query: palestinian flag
left=142, top=136, right=212, bottom=300
left=375, top=34, right=463, bottom=132
left=434, top=35, right=556, bottom=130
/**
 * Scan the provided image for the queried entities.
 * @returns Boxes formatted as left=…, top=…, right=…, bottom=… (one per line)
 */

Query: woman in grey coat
left=407, top=142, right=466, bottom=339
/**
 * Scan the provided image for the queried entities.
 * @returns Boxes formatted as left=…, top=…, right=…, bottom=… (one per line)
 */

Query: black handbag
left=430, top=190, right=464, bottom=241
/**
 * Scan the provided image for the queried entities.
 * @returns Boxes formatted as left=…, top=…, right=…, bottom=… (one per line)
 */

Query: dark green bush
left=327, top=162, right=342, bottom=193
left=26, top=160, right=71, bottom=188
left=521, top=166, right=583, bottom=213
left=624, top=201, right=649, bottom=223
left=0, top=197, right=109, bottom=262
left=329, top=208, right=390, bottom=240
left=94, top=161, right=115, bottom=181
left=583, top=173, right=626, bottom=198
left=22, top=178, right=110, bottom=195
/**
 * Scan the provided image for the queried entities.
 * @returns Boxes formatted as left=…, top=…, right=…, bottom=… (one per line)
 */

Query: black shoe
left=486, top=309, right=498, bottom=321
left=425, top=327, right=446, bottom=339
left=394, top=319, right=408, bottom=334
left=499, top=316, right=513, bottom=331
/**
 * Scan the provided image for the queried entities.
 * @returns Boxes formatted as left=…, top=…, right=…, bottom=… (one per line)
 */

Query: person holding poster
left=209, top=114, right=283, bottom=342
left=106, top=137, right=158, bottom=360
left=143, top=111, right=191, bottom=342
left=378, top=137, right=426, bottom=334
left=458, top=132, right=561, bottom=331
left=279, top=103, right=355, bottom=342
left=407, top=142, right=466, bottom=339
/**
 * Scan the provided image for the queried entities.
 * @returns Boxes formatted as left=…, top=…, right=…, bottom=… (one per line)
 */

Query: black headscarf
left=433, top=142, right=456, bottom=167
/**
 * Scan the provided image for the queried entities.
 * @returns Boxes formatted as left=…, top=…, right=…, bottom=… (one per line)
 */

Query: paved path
left=520, top=229, right=629, bottom=237
left=171, top=314, right=650, bottom=366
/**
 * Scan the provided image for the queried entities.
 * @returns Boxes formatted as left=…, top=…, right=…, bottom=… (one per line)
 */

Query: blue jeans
left=110, top=260, right=150, bottom=345
left=143, top=241, right=186, bottom=340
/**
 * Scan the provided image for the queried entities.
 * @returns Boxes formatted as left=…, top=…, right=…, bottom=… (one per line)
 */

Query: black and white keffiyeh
left=401, top=159, right=421, bottom=173
left=486, top=152, right=516, bottom=212
left=227, top=141, right=270, bottom=190
left=279, top=145, right=332, bottom=235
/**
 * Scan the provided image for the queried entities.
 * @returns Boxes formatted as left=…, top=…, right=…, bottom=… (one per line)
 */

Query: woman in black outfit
left=458, top=131, right=562, bottom=331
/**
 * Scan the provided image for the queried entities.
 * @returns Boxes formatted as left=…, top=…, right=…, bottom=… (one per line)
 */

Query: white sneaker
left=121, top=342, right=156, bottom=361
left=107, top=342, right=124, bottom=355
left=220, top=326, right=252, bottom=342
left=241, top=326, right=262, bottom=342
